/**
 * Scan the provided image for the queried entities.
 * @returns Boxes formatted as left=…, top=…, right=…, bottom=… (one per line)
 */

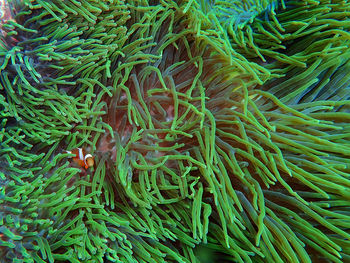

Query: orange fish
left=66, top=148, right=94, bottom=169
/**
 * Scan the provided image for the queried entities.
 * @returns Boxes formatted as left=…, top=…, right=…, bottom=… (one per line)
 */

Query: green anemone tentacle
left=1, top=1, right=349, bottom=262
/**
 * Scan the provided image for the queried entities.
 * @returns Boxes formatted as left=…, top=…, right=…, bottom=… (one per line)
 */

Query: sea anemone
left=1, top=0, right=350, bottom=262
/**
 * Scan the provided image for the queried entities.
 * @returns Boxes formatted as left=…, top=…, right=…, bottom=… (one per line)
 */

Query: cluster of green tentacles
left=1, top=0, right=350, bottom=262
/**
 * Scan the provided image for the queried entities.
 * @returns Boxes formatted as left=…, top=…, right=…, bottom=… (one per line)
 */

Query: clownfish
left=66, top=148, right=94, bottom=169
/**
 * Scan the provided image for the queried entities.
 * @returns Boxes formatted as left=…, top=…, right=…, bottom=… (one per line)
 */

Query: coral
left=1, top=0, right=350, bottom=262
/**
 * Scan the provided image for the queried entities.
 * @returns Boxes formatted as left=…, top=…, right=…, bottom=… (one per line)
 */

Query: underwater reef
left=1, top=0, right=350, bottom=262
